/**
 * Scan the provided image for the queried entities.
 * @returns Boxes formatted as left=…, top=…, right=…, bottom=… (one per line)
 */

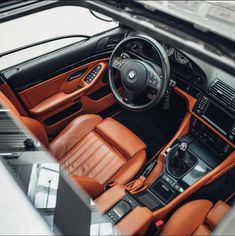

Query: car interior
left=0, top=3, right=235, bottom=235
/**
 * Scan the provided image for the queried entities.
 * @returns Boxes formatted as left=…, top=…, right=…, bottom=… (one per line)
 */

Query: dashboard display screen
left=203, top=103, right=233, bottom=134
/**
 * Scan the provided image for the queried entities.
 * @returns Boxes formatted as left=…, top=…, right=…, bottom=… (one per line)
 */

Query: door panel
left=0, top=28, right=127, bottom=135
left=19, top=59, right=108, bottom=116
left=19, top=58, right=121, bottom=134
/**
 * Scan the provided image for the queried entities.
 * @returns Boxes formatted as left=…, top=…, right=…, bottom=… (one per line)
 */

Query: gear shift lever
left=178, top=142, right=188, bottom=160
left=168, top=141, right=197, bottom=178
left=178, top=142, right=188, bottom=154
left=173, top=142, right=188, bottom=170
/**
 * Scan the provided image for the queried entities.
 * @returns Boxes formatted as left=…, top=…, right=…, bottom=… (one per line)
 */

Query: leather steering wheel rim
left=108, top=35, right=170, bottom=112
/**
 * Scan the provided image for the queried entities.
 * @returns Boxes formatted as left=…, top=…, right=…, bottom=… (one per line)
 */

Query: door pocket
left=44, top=102, right=82, bottom=126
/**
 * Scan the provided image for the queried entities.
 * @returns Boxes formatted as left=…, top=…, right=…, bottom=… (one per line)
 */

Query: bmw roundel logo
left=128, top=70, right=136, bottom=80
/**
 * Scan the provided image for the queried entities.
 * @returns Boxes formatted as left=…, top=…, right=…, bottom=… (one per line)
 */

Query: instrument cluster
left=161, top=43, right=189, bottom=64
left=128, top=40, right=192, bottom=68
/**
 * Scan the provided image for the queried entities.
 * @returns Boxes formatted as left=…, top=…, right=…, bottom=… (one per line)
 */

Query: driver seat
left=0, top=92, right=146, bottom=198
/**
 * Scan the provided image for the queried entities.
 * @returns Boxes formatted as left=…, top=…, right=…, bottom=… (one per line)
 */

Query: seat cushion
left=73, top=176, right=104, bottom=199
left=50, top=114, right=146, bottom=185
left=96, top=117, right=146, bottom=158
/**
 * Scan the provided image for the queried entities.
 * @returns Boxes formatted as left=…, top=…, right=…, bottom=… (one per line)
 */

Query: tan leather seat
left=50, top=114, right=146, bottom=185
left=160, top=200, right=231, bottom=236
left=0, top=92, right=146, bottom=198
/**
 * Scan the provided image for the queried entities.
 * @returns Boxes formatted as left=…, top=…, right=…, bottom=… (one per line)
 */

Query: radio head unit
left=193, top=96, right=235, bottom=143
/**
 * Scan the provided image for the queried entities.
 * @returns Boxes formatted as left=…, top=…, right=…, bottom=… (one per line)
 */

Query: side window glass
left=0, top=6, right=118, bottom=70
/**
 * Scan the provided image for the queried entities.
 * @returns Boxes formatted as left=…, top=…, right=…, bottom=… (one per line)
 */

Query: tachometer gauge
left=131, top=41, right=143, bottom=51
left=175, top=51, right=189, bottom=64
left=162, top=43, right=175, bottom=57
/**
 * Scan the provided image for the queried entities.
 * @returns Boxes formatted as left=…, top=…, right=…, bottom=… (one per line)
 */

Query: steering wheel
left=108, top=35, right=170, bottom=112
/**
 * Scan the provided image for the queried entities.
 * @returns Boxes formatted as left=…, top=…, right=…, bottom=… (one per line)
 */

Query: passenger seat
left=160, top=200, right=231, bottom=235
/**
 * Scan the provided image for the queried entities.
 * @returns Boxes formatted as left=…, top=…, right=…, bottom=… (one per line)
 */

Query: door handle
left=67, top=67, right=88, bottom=82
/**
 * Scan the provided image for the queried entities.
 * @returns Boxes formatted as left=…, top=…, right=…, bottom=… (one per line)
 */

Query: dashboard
left=126, top=32, right=235, bottom=147
left=124, top=36, right=207, bottom=96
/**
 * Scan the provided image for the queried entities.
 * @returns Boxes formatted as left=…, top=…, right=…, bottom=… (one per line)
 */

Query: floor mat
left=113, top=93, right=187, bottom=161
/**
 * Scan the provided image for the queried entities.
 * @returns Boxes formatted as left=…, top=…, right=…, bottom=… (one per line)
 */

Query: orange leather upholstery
left=160, top=200, right=231, bottom=236
left=95, top=184, right=153, bottom=236
left=0, top=91, right=146, bottom=198
left=96, top=117, right=146, bottom=158
left=73, top=176, right=104, bottom=199
left=21, top=117, right=49, bottom=147
left=50, top=114, right=146, bottom=186
left=49, top=114, right=103, bottom=161
left=206, top=200, right=231, bottom=229
left=0, top=91, right=48, bottom=147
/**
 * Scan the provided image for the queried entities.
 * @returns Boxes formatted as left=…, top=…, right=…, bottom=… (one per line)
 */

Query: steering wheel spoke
left=122, top=89, right=136, bottom=104
left=112, top=57, right=128, bottom=72
left=147, top=72, right=161, bottom=92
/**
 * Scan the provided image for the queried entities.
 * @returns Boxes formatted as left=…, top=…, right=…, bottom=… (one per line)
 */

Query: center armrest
left=95, top=184, right=153, bottom=236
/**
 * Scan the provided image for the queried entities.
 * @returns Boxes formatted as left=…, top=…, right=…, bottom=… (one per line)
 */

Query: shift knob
left=178, top=142, right=188, bottom=161
left=178, top=142, right=188, bottom=152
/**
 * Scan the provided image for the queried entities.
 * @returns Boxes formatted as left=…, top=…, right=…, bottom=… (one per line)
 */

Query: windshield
left=137, top=1, right=235, bottom=42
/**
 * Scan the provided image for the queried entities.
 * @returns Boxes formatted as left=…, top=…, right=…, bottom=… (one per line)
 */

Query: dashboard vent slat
left=209, top=80, right=235, bottom=107
left=230, top=100, right=235, bottom=111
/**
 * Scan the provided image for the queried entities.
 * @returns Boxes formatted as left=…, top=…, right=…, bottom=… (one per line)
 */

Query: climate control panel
left=190, top=117, right=233, bottom=160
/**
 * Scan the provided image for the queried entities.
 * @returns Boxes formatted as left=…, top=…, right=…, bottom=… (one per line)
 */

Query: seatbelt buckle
left=105, top=181, right=117, bottom=191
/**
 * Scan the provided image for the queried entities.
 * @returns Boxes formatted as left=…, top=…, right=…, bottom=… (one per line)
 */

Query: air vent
left=230, top=99, right=235, bottom=111
left=106, top=33, right=126, bottom=48
left=209, top=79, right=235, bottom=106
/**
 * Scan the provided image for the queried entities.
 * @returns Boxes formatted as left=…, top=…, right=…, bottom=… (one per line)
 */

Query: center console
left=100, top=101, right=234, bottom=232
left=133, top=114, right=234, bottom=210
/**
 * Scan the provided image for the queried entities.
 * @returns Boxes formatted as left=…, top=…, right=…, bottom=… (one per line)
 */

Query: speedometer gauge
left=175, top=51, right=189, bottom=64
left=162, top=43, right=175, bottom=57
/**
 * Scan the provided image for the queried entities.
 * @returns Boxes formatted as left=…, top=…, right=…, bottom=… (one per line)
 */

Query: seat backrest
left=160, top=200, right=231, bottom=236
left=192, top=201, right=231, bottom=235
left=0, top=91, right=49, bottom=147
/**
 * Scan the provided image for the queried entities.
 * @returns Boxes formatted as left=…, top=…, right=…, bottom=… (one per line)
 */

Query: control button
left=179, top=187, right=184, bottom=193
left=96, top=65, right=102, bottom=70
left=174, top=184, right=180, bottom=190
left=228, top=135, right=234, bottom=141
left=84, top=65, right=103, bottom=84
left=162, top=175, right=169, bottom=181
left=174, top=183, right=183, bottom=192
left=162, top=175, right=174, bottom=185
